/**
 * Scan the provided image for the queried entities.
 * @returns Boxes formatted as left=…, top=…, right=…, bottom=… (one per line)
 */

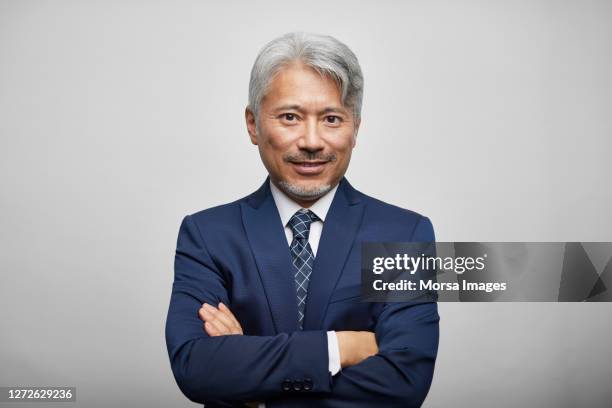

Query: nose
left=296, top=118, right=325, bottom=152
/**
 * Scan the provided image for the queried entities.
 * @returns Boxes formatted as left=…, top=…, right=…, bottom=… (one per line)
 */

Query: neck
left=291, top=196, right=318, bottom=208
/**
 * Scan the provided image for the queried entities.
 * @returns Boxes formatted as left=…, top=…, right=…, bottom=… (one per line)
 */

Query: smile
left=289, top=161, right=328, bottom=175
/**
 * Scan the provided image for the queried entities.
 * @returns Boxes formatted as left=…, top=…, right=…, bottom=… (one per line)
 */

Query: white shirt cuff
left=327, top=330, right=341, bottom=376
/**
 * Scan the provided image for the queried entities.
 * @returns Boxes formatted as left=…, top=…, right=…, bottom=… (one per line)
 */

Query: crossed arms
left=199, top=302, right=377, bottom=372
left=165, top=215, right=439, bottom=407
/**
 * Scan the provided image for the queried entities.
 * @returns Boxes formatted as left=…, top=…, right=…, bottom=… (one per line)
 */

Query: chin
left=278, top=179, right=333, bottom=200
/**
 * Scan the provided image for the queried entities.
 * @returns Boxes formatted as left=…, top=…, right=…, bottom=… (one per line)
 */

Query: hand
left=198, top=302, right=244, bottom=336
left=336, top=331, right=378, bottom=368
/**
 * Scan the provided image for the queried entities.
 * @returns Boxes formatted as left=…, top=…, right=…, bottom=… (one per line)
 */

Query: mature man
left=165, top=32, right=439, bottom=408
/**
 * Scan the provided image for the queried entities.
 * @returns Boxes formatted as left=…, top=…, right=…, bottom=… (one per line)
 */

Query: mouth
left=289, top=161, right=329, bottom=175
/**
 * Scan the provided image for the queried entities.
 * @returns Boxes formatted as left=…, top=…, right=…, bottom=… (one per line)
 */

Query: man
left=165, top=32, right=439, bottom=408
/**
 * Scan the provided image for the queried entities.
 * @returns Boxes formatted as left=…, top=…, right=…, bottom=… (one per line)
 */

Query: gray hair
left=248, top=32, right=364, bottom=122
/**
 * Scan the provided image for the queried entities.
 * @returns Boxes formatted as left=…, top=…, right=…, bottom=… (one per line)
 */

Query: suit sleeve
left=268, top=216, right=440, bottom=408
left=165, top=215, right=333, bottom=404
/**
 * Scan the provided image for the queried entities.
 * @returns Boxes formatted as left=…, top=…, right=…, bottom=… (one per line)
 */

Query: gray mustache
left=284, top=153, right=337, bottom=162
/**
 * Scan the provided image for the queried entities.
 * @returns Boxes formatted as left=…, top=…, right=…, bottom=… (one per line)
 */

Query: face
left=246, top=63, right=360, bottom=207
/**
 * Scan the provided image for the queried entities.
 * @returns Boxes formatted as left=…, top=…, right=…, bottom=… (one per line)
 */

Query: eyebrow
left=273, top=104, right=303, bottom=113
left=273, top=105, right=348, bottom=115
left=320, top=107, right=347, bottom=115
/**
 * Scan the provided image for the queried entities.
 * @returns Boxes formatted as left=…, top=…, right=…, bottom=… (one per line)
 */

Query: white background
left=1, top=0, right=611, bottom=406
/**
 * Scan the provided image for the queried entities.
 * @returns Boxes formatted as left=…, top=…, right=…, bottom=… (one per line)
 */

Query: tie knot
left=288, top=209, right=318, bottom=241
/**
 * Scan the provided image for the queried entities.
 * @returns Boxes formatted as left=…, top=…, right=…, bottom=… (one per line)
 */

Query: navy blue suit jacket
left=165, top=178, right=439, bottom=407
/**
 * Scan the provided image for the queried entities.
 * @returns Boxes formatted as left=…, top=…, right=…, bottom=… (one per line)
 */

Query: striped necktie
left=287, top=209, right=318, bottom=329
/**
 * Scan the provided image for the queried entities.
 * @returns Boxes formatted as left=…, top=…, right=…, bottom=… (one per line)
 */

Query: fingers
left=198, top=303, right=243, bottom=336
left=199, top=304, right=233, bottom=335
left=218, top=302, right=243, bottom=333
left=203, top=320, right=223, bottom=336
left=211, top=303, right=243, bottom=334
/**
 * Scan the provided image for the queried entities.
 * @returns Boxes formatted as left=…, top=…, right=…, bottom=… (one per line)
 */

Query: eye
left=325, top=115, right=342, bottom=124
left=281, top=113, right=297, bottom=122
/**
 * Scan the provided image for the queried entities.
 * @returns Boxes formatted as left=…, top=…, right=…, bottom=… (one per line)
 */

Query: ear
left=245, top=107, right=258, bottom=145
left=351, top=117, right=361, bottom=148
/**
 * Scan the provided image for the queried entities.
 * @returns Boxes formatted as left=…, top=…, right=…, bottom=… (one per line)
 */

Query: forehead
left=262, top=63, right=344, bottom=108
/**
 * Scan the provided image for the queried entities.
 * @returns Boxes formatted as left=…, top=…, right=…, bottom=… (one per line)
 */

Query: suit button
left=292, top=380, right=303, bottom=391
left=282, top=379, right=292, bottom=392
left=303, top=378, right=313, bottom=391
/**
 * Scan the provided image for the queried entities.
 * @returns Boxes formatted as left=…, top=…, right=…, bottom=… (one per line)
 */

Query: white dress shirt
left=269, top=180, right=342, bottom=376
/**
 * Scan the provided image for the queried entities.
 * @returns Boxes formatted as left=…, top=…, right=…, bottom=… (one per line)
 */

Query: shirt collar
left=270, top=180, right=339, bottom=227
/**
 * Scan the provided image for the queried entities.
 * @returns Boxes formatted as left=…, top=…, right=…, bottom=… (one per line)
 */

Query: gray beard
left=278, top=180, right=332, bottom=201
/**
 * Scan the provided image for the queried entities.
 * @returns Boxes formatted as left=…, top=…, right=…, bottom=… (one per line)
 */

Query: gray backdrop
left=1, top=0, right=611, bottom=407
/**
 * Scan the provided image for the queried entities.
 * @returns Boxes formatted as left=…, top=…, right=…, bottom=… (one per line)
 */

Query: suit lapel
left=303, top=178, right=365, bottom=329
left=240, top=179, right=300, bottom=334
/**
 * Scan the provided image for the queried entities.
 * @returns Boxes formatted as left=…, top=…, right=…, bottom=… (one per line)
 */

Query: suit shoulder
left=358, top=191, right=427, bottom=222
left=184, top=195, right=248, bottom=229
left=355, top=190, right=435, bottom=241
